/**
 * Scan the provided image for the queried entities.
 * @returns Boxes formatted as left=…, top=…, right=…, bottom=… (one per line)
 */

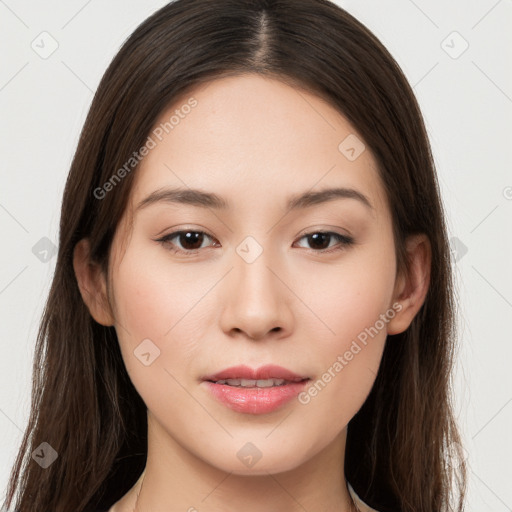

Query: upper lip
left=202, top=364, right=309, bottom=382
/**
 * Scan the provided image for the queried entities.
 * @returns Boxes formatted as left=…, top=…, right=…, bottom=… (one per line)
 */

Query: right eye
left=156, top=230, right=220, bottom=255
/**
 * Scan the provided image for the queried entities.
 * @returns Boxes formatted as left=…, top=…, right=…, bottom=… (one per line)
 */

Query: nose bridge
left=235, top=234, right=282, bottom=308
left=219, top=234, right=292, bottom=339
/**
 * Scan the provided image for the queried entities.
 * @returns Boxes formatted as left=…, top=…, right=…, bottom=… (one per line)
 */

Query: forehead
left=129, top=73, right=388, bottom=217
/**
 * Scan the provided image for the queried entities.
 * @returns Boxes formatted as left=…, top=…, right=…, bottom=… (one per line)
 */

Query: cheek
left=112, top=243, right=203, bottom=339
left=296, top=246, right=396, bottom=347
left=110, top=243, right=214, bottom=380
left=114, top=261, right=171, bottom=341
left=110, top=245, right=211, bottom=414
left=294, top=241, right=396, bottom=419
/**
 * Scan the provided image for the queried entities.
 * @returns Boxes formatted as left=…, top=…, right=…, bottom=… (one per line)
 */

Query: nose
left=218, top=246, right=294, bottom=341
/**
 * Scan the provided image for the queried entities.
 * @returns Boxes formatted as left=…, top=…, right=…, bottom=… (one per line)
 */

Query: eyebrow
left=135, top=186, right=373, bottom=212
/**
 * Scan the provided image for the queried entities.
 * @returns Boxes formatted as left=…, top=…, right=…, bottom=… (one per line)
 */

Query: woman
left=4, top=1, right=467, bottom=511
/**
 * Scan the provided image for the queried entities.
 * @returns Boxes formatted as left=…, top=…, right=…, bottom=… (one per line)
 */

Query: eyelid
left=295, top=224, right=353, bottom=239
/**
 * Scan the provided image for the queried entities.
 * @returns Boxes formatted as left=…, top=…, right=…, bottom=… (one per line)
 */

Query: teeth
left=215, top=378, right=287, bottom=387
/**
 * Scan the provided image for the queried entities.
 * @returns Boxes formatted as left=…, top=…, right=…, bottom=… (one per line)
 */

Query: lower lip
left=202, top=380, right=309, bottom=414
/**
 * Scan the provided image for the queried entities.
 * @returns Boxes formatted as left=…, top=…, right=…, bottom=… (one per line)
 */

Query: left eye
left=156, top=230, right=354, bottom=255
left=293, top=231, right=354, bottom=252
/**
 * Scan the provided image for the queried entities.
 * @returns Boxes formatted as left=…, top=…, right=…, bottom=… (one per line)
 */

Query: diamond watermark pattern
left=441, top=31, right=469, bottom=59
left=237, top=442, right=263, bottom=468
left=450, top=237, right=468, bottom=263
left=338, top=134, right=366, bottom=161
left=236, top=236, right=263, bottom=264
left=31, top=31, right=59, bottom=59
left=32, top=442, right=58, bottom=469
left=134, top=338, right=161, bottom=366
left=32, top=237, right=58, bottom=263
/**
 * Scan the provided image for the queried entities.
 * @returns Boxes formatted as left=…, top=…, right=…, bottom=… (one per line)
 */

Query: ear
left=387, top=234, right=431, bottom=335
left=73, top=238, right=115, bottom=326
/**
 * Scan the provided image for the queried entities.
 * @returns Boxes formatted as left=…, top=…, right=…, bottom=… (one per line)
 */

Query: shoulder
left=347, top=481, right=381, bottom=512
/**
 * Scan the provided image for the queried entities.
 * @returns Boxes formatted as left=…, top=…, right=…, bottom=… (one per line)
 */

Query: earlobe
left=73, top=238, right=115, bottom=326
left=387, top=234, right=431, bottom=335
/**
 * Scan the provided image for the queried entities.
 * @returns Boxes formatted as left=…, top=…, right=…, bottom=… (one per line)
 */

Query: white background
left=0, top=0, right=511, bottom=510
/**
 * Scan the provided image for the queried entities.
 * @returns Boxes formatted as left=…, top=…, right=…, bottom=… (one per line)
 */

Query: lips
left=214, top=378, right=289, bottom=388
left=202, top=364, right=309, bottom=383
left=201, top=364, right=310, bottom=414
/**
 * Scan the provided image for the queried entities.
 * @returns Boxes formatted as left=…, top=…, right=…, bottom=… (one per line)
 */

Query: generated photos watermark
left=298, top=302, right=403, bottom=405
left=93, top=97, right=198, bottom=200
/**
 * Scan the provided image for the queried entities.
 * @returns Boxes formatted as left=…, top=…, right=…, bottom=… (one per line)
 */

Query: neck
left=113, top=415, right=357, bottom=512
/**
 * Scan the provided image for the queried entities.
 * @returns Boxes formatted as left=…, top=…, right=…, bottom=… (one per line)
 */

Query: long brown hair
left=4, top=1, right=466, bottom=510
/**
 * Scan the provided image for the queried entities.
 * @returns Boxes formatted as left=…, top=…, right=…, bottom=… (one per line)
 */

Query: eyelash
left=155, top=229, right=355, bottom=255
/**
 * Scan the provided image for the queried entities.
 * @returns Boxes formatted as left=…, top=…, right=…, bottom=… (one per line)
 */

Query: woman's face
left=104, top=74, right=405, bottom=474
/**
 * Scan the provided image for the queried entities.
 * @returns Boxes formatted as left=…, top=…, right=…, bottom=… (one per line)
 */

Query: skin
left=74, top=74, right=430, bottom=512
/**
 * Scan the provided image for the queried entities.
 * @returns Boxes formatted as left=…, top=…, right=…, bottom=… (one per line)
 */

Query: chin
left=200, top=442, right=308, bottom=476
